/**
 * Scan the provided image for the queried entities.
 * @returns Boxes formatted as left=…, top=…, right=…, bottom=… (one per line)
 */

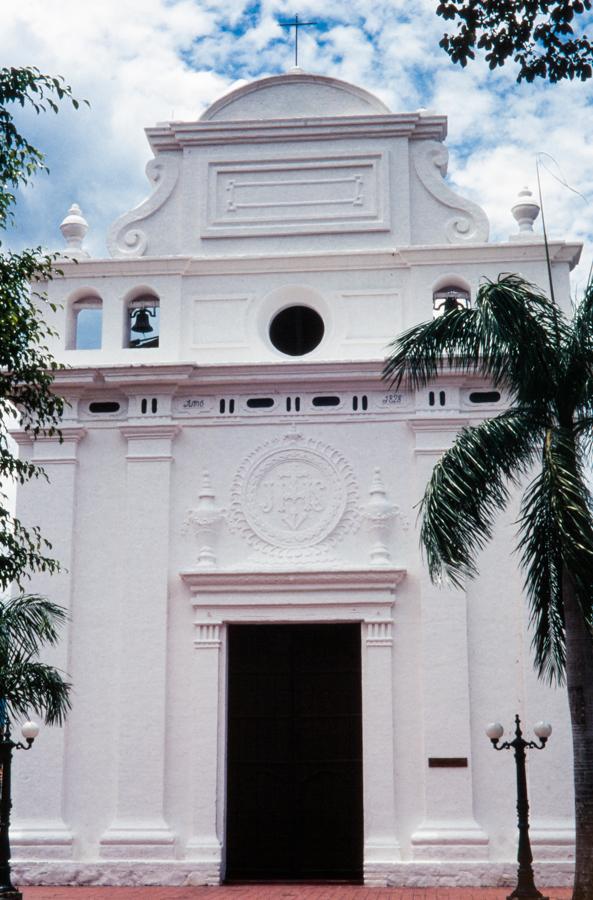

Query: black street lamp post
left=0, top=721, right=39, bottom=899
left=486, top=715, right=552, bottom=900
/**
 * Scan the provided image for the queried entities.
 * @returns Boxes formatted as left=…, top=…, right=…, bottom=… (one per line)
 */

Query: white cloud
left=2, top=0, right=591, bottom=288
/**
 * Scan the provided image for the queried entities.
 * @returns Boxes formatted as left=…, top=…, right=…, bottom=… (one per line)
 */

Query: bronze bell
left=131, top=307, right=154, bottom=334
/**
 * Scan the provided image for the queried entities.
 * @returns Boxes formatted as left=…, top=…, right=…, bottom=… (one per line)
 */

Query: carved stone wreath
left=228, top=431, right=360, bottom=560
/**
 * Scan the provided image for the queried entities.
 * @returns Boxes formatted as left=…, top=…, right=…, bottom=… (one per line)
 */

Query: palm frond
left=475, top=275, right=566, bottom=401
left=541, top=427, right=593, bottom=614
left=0, top=660, right=71, bottom=726
left=0, top=596, right=71, bottom=727
left=0, top=595, right=68, bottom=662
left=383, top=274, right=565, bottom=405
left=517, top=471, right=565, bottom=684
left=383, top=303, right=480, bottom=391
left=559, top=280, right=593, bottom=415
left=569, top=278, right=593, bottom=352
left=420, top=408, right=543, bottom=587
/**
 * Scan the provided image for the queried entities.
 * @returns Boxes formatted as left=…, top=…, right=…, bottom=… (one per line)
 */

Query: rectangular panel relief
left=341, top=291, right=401, bottom=356
left=204, top=153, right=389, bottom=238
left=191, top=295, right=251, bottom=348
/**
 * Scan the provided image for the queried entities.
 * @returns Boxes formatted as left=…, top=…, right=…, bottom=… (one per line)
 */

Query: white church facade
left=11, top=72, right=581, bottom=887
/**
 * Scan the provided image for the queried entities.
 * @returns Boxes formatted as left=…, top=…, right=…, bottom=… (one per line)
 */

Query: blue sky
left=4, top=0, right=593, bottom=290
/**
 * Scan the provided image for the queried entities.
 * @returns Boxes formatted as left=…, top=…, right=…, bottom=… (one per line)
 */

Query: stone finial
left=368, top=467, right=390, bottom=513
left=198, top=469, right=215, bottom=508
left=365, top=467, right=398, bottom=566
left=184, top=469, right=224, bottom=568
left=511, top=187, right=540, bottom=238
left=59, top=203, right=90, bottom=259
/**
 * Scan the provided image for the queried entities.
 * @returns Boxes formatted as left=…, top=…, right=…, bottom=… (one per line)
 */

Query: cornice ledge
left=146, top=113, right=447, bottom=151
left=48, top=256, right=192, bottom=278
left=180, top=567, right=406, bottom=593
left=51, top=365, right=196, bottom=392
left=51, top=370, right=102, bottom=387
left=186, top=359, right=384, bottom=385
left=9, top=426, right=87, bottom=446
left=39, top=238, right=583, bottom=278
left=102, top=365, right=196, bottom=386
left=399, top=239, right=582, bottom=268
left=49, top=248, right=407, bottom=278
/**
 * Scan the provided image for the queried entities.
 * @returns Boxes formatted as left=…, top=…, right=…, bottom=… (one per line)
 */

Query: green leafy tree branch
left=437, top=0, right=593, bottom=82
left=0, top=67, right=83, bottom=595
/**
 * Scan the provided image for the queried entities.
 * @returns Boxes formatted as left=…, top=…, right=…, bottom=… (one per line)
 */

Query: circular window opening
left=269, top=306, right=324, bottom=356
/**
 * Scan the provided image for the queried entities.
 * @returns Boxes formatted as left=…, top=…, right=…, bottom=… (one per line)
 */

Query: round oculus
left=269, top=305, right=324, bottom=356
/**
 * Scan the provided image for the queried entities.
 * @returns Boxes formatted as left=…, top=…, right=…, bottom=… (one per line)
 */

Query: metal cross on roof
left=279, top=14, right=318, bottom=68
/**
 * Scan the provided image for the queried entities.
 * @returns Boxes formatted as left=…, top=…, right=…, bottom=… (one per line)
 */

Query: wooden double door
left=225, top=623, right=363, bottom=882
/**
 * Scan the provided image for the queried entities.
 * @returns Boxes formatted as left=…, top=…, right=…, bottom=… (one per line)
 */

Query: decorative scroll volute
left=107, top=155, right=180, bottom=258
left=413, top=141, right=489, bottom=244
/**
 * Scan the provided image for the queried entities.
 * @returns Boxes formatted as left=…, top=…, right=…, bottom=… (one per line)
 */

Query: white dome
left=200, top=72, right=391, bottom=122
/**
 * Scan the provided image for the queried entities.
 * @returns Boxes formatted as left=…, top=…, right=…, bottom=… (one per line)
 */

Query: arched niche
left=66, top=289, right=103, bottom=350
left=431, top=275, right=472, bottom=317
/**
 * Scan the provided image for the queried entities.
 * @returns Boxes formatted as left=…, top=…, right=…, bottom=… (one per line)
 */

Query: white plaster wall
left=11, top=70, right=582, bottom=887
left=10, top=381, right=576, bottom=882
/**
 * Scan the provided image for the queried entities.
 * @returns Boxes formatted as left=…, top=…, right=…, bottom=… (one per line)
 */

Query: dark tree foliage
left=0, top=67, right=80, bottom=592
left=437, top=0, right=593, bottom=82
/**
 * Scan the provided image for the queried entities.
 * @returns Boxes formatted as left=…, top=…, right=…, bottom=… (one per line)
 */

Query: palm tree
left=383, top=274, right=593, bottom=900
left=0, top=594, right=71, bottom=728
left=0, top=594, right=71, bottom=897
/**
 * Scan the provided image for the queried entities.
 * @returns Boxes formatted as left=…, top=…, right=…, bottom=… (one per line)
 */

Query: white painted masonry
left=11, top=72, right=580, bottom=887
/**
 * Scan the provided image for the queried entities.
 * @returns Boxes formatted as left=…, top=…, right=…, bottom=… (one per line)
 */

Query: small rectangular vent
left=247, top=398, right=274, bottom=409
left=89, top=401, right=120, bottom=414
left=312, top=396, right=340, bottom=407
left=469, top=391, right=501, bottom=404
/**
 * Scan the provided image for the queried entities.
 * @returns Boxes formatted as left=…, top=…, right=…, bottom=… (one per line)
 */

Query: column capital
left=121, top=424, right=180, bottom=461
left=193, top=622, right=222, bottom=649
left=11, top=426, right=87, bottom=463
left=365, top=621, right=393, bottom=647
left=120, top=424, right=180, bottom=441
left=408, top=417, right=469, bottom=455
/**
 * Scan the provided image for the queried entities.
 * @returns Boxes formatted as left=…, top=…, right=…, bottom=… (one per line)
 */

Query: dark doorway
left=225, top=623, right=363, bottom=882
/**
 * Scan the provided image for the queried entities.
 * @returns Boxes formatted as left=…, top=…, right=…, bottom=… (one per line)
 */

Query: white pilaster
left=184, top=622, right=223, bottom=882
left=409, top=420, right=488, bottom=860
left=362, top=620, right=401, bottom=884
left=10, top=427, right=86, bottom=859
left=99, top=425, right=179, bottom=859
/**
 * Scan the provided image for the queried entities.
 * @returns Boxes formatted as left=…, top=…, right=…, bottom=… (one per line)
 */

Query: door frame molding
left=180, top=566, right=405, bottom=884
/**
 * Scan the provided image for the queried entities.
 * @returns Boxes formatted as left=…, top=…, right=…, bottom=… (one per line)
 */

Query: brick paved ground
left=19, top=886, right=574, bottom=900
